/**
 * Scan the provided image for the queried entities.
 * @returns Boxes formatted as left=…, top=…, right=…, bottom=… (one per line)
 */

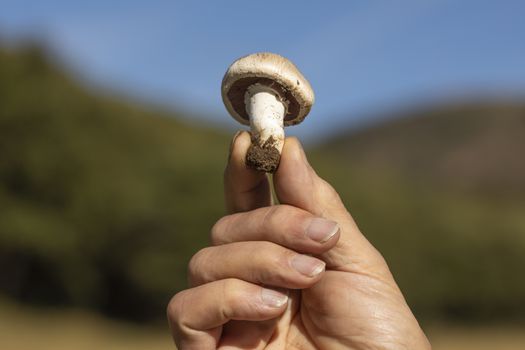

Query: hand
left=167, top=131, right=431, bottom=349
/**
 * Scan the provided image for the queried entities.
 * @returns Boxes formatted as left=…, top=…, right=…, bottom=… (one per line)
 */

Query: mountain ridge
left=317, top=101, right=525, bottom=198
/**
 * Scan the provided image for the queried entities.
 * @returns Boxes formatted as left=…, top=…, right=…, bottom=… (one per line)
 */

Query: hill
left=317, top=103, right=525, bottom=198
left=1, top=43, right=524, bottom=323
left=0, top=44, right=230, bottom=320
left=311, top=103, right=525, bottom=322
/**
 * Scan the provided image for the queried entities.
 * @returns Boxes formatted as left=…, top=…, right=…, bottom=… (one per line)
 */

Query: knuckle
left=222, top=278, right=241, bottom=298
left=166, top=291, right=187, bottom=325
left=276, top=248, right=297, bottom=273
left=221, top=278, right=246, bottom=310
left=260, top=242, right=290, bottom=267
left=319, top=178, right=345, bottom=207
left=259, top=205, right=281, bottom=231
left=251, top=242, right=294, bottom=284
left=210, top=215, right=232, bottom=245
left=219, top=279, right=266, bottom=319
left=187, top=247, right=212, bottom=282
left=260, top=205, right=309, bottom=238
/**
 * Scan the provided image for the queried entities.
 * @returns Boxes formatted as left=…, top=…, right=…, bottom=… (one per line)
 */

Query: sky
left=1, top=0, right=525, bottom=141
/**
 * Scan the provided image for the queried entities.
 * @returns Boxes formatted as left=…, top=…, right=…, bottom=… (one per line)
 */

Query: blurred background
left=1, top=1, right=524, bottom=349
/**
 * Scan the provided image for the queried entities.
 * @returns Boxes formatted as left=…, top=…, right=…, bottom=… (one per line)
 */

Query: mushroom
left=221, top=52, right=314, bottom=172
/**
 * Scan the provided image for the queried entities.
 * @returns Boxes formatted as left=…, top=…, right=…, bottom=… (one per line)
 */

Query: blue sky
left=1, top=0, right=525, bottom=141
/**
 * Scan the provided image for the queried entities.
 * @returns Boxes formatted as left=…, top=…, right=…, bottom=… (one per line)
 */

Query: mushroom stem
left=244, top=83, right=285, bottom=153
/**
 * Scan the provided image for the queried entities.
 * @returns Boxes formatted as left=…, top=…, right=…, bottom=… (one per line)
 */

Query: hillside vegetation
left=0, top=44, right=229, bottom=320
left=1, top=44, right=524, bottom=324
left=318, top=103, right=525, bottom=198
left=311, top=103, right=525, bottom=322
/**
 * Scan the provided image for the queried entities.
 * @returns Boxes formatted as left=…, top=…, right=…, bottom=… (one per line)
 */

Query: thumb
left=274, top=137, right=349, bottom=220
left=274, top=138, right=389, bottom=275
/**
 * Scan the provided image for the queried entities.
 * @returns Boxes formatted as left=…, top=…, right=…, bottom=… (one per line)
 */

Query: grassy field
left=1, top=300, right=524, bottom=350
left=428, top=325, right=525, bottom=350
left=0, top=300, right=172, bottom=350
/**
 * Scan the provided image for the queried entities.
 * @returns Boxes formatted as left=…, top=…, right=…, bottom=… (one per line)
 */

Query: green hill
left=310, top=103, right=525, bottom=322
left=317, top=103, right=525, bottom=198
left=1, top=44, right=524, bottom=323
left=0, top=44, right=230, bottom=320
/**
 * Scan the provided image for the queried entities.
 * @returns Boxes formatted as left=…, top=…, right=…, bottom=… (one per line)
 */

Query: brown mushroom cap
left=221, top=52, right=314, bottom=126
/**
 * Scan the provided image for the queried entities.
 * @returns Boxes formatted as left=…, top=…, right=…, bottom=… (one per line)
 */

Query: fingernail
left=228, top=130, right=244, bottom=160
left=306, top=218, right=339, bottom=243
left=261, top=288, right=288, bottom=308
left=291, top=255, right=325, bottom=277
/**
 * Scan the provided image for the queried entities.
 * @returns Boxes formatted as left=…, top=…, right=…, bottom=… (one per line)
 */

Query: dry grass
left=428, top=325, right=525, bottom=350
left=0, top=300, right=172, bottom=350
left=1, top=300, right=524, bottom=350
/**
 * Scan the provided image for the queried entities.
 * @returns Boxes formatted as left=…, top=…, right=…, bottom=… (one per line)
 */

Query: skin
left=167, top=131, right=432, bottom=350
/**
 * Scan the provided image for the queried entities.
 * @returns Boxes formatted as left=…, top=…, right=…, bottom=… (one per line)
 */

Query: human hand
left=167, top=131, right=431, bottom=349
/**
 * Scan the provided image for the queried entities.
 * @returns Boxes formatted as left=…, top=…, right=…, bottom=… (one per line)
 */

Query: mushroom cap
left=221, top=52, right=314, bottom=126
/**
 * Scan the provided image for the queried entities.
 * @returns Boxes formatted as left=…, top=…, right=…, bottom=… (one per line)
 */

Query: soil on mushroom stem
left=246, top=135, right=281, bottom=173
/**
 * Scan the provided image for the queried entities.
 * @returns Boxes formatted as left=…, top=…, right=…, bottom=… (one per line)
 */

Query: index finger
left=224, top=131, right=272, bottom=213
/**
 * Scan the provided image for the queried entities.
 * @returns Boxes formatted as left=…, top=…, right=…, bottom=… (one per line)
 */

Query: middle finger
left=188, top=241, right=326, bottom=289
